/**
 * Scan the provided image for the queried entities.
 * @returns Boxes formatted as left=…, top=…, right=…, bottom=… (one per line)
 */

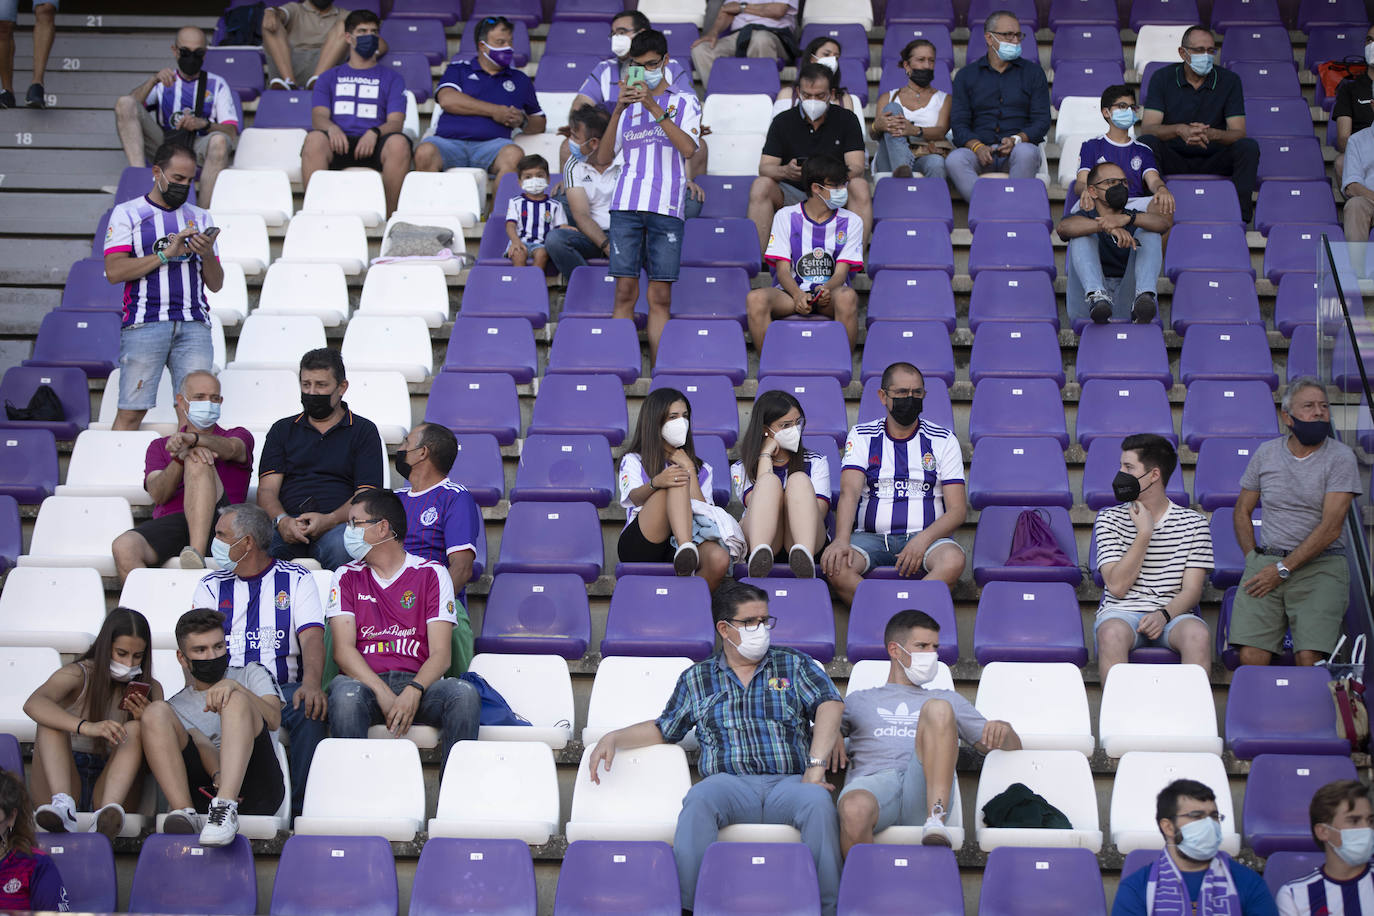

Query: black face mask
left=308, top=0, right=332, bottom=8
left=301, top=392, right=336, bottom=420
left=1290, top=417, right=1331, bottom=446
left=188, top=652, right=230, bottom=685
left=158, top=175, right=191, bottom=209
left=178, top=48, right=206, bottom=76
left=1111, top=470, right=1152, bottom=503
left=889, top=396, right=922, bottom=427
left=393, top=450, right=413, bottom=480
left=1103, top=183, right=1130, bottom=211
left=908, top=67, right=934, bottom=87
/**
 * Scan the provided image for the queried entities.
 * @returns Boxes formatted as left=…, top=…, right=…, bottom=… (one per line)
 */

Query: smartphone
left=625, top=64, right=646, bottom=88
left=125, top=681, right=151, bottom=701
left=200, top=226, right=221, bottom=242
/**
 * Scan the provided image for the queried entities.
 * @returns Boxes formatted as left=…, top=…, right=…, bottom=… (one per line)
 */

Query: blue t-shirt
left=1113, top=860, right=1278, bottom=916
left=434, top=59, right=542, bottom=142
left=1078, top=135, right=1159, bottom=198
left=312, top=63, right=406, bottom=137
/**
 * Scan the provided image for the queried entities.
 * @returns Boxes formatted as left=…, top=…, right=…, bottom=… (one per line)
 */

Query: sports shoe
left=267, top=77, right=295, bottom=91
left=35, top=793, right=77, bottom=833
left=892, top=165, right=913, bottom=179
left=1086, top=291, right=1113, bottom=324
left=788, top=544, right=815, bottom=578
left=199, top=798, right=239, bottom=847
left=1131, top=291, right=1158, bottom=324
left=921, top=801, right=951, bottom=847
left=0, top=90, right=15, bottom=109
left=91, top=803, right=125, bottom=840
left=747, top=543, right=774, bottom=578
left=25, top=83, right=45, bottom=108
left=305, top=75, right=319, bottom=90
left=673, top=541, right=699, bottom=576
left=179, top=546, right=205, bottom=569
left=163, top=807, right=202, bottom=834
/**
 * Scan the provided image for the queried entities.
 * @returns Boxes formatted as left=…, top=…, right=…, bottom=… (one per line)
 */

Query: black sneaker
left=1087, top=292, right=1113, bottom=324
left=747, top=544, right=774, bottom=578
left=25, top=83, right=45, bottom=109
left=1131, top=291, right=1158, bottom=324
left=0, top=90, right=14, bottom=109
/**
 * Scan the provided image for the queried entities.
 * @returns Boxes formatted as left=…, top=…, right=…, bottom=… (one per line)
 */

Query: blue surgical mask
left=1331, top=827, right=1374, bottom=866
left=1109, top=108, right=1136, bottom=129
left=823, top=186, right=848, bottom=210
left=1175, top=817, right=1223, bottom=861
left=567, top=139, right=586, bottom=161
left=343, top=523, right=378, bottom=561
left=641, top=67, right=664, bottom=89
left=186, top=400, right=220, bottom=429
left=210, top=534, right=246, bottom=575
left=353, top=33, right=379, bottom=60
left=997, top=41, right=1021, bottom=61
left=1188, top=52, right=1213, bottom=76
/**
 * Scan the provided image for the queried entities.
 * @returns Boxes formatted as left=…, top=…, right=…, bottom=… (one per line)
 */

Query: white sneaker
left=91, top=803, right=125, bottom=840
left=34, top=793, right=77, bottom=833
left=673, top=541, right=699, bottom=576
left=921, top=801, right=951, bottom=847
left=747, top=544, right=774, bottom=578
left=163, top=807, right=203, bottom=835
left=199, top=798, right=238, bottom=847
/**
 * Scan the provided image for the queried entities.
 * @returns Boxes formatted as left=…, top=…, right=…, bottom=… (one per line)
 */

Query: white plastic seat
left=255, top=261, right=350, bottom=326
left=638, top=0, right=705, bottom=26
left=335, top=370, right=411, bottom=445
left=226, top=314, right=327, bottom=371
left=300, top=171, right=387, bottom=228
left=55, top=430, right=160, bottom=505
left=702, top=95, right=775, bottom=135
left=0, top=566, right=105, bottom=652
left=706, top=133, right=766, bottom=176
left=294, top=738, right=425, bottom=840
left=844, top=658, right=955, bottom=694
left=974, top=662, right=1094, bottom=755
left=210, top=169, right=294, bottom=226
left=217, top=368, right=301, bottom=430
left=467, top=653, right=575, bottom=748
left=535, top=92, right=577, bottom=136
left=280, top=213, right=369, bottom=275
left=118, top=569, right=212, bottom=650
left=17, top=496, right=132, bottom=577
left=1098, top=664, right=1222, bottom=757
left=1134, top=25, right=1190, bottom=72
left=427, top=741, right=560, bottom=843
left=340, top=315, right=433, bottom=382
left=514, top=132, right=563, bottom=164
left=358, top=262, right=451, bottom=327
left=870, top=778, right=967, bottom=849
left=1054, top=97, right=1108, bottom=143
left=1110, top=751, right=1240, bottom=854
left=92, top=369, right=177, bottom=432
left=974, top=749, right=1103, bottom=852
left=213, top=212, right=271, bottom=276
left=0, top=647, right=62, bottom=740
left=581, top=656, right=695, bottom=746
left=232, top=128, right=307, bottom=182
left=153, top=648, right=185, bottom=695
left=206, top=260, right=249, bottom=326
left=801, top=0, right=873, bottom=26
left=381, top=213, right=466, bottom=275
left=449, top=166, right=488, bottom=211
left=210, top=313, right=228, bottom=374
left=155, top=742, right=290, bottom=839
left=1057, top=134, right=1089, bottom=190
left=402, top=89, right=419, bottom=141
left=396, top=171, right=481, bottom=227
left=565, top=744, right=691, bottom=844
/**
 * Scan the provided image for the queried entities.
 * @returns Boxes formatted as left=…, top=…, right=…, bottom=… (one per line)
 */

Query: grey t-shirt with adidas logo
left=842, top=683, right=986, bottom=778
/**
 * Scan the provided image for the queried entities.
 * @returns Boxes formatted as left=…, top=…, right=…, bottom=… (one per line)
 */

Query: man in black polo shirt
left=1138, top=25, right=1259, bottom=223
left=946, top=10, right=1050, bottom=202
left=747, top=62, right=869, bottom=252
left=256, top=348, right=384, bottom=570
left=1333, top=24, right=1374, bottom=182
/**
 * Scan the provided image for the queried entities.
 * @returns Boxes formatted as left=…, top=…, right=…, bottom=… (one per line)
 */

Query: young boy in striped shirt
left=504, top=154, right=568, bottom=269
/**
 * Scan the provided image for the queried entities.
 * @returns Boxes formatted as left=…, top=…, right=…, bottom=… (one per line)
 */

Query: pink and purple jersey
left=764, top=203, right=864, bottom=291
left=145, top=425, right=254, bottom=518
left=146, top=70, right=240, bottom=133
left=326, top=553, right=457, bottom=675
left=103, top=196, right=217, bottom=327
left=398, top=478, right=482, bottom=604
left=312, top=63, right=406, bottom=137
left=610, top=89, right=702, bottom=220
left=0, top=850, right=68, bottom=912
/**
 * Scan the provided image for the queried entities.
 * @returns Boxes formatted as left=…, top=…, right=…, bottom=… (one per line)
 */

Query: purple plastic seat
left=968, top=221, right=1056, bottom=279
left=1191, top=437, right=1273, bottom=513
left=847, top=579, right=958, bottom=665
left=681, top=219, right=762, bottom=276
left=1051, top=0, right=1119, bottom=24
left=113, top=167, right=162, bottom=205
left=1050, top=25, right=1123, bottom=63
left=252, top=91, right=313, bottom=129
left=865, top=271, right=958, bottom=330
left=38, top=834, right=116, bottom=913
left=694, top=176, right=752, bottom=219
left=1246, top=97, right=1314, bottom=137
left=425, top=372, right=521, bottom=445
left=973, top=580, right=1090, bottom=665
left=455, top=18, right=533, bottom=65
left=881, top=24, right=956, bottom=64
left=460, top=266, right=550, bottom=327
left=672, top=267, right=751, bottom=325
left=968, top=0, right=1038, bottom=29
left=1274, top=273, right=1322, bottom=337
left=657, top=23, right=700, bottom=60
left=387, top=0, right=462, bottom=24
left=1130, top=0, right=1200, bottom=27
left=1077, top=379, right=1177, bottom=448
left=380, top=17, right=447, bottom=64
left=758, top=376, right=849, bottom=448
left=1075, top=324, right=1172, bottom=387
left=872, top=177, right=954, bottom=230
left=1218, top=25, right=1289, bottom=62
left=1296, top=0, right=1364, bottom=29
left=547, top=317, right=641, bottom=384
left=60, top=258, right=120, bottom=312
left=602, top=575, right=714, bottom=659
left=511, top=434, right=614, bottom=507
left=1263, top=223, right=1344, bottom=284
left=837, top=846, right=963, bottom=916
left=1244, top=755, right=1360, bottom=856
left=968, top=271, right=1059, bottom=330
left=978, top=847, right=1106, bottom=916
left=758, top=321, right=853, bottom=385
left=885, top=0, right=957, bottom=27
left=649, top=374, right=739, bottom=447
left=968, top=436, right=1073, bottom=509
left=867, top=221, right=955, bottom=277
left=692, top=434, right=733, bottom=508
left=743, top=578, right=836, bottom=662
left=695, top=842, right=819, bottom=916
left=1226, top=666, right=1351, bottom=758
left=542, top=20, right=609, bottom=56
left=1255, top=181, right=1340, bottom=236
left=706, top=58, right=783, bottom=95
left=968, top=321, right=1065, bottom=387
left=1178, top=324, right=1279, bottom=388
left=1211, top=0, right=1282, bottom=30
left=0, top=429, right=58, bottom=504
left=25, top=311, right=118, bottom=378
left=1051, top=60, right=1126, bottom=106
left=1210, top=506, right=1261, bottom=588
left=858, top=377, right=956, bottom=432
left=555, top=841, right=680, bottom=915
left=1170, top=178, right=1243, bottom=224
left=861, top=320, right=956, bottom=385
left=449, top=434, right=504, bottom=507
left=968, top=180, right=1052, bottom=232
left=551, top=0, right=622, bottom=20
left=410, top=837, right=536, bottom=916
left=0, top=496, right=18, bottom=571
left=1181, top=380, right=1278, bottom=450
left=533, top=52, right=600, bottom=91
left=562, top=266, right=647, bottom=327
left=204, top=48, right=265, bottom=102
left=652, top=320, right=747, bottom=385
left=1256, top=136, right=1326, bottom=183
left=476, top=572, right=591, bottom=658
left=470, top=0, right=541, bottom=25
left=799, top=23, right=869, bottom=55
left=527, top=373, right=629, bottom=446
left=0, top=367, right=90, bottom=441
left=1169, top=271, right=1263, bottom=333
left=381, top=51, right=436, bottom=103
left=494, top=501, right=603, bottom=581
left=972, top=505, right=1082, bottom=587
left=0, top=732, right=19, bottom=775
left=443, top=316, right=536, bottom=383
left=1287, top=325, right=1317, bottom=383
left=1163, top=223, right=1253, bottom=281
left=269, top=835, right=395, bottom=916
left=1304, top=26, right=1364, bottom=72
left=130, top=834, right=255, bottom=914
left=1082, top=436, right=1189, bottom=510
left=969, top=377, right=1069, bottom=448
left=1262, top=852, right=1327, bottom=897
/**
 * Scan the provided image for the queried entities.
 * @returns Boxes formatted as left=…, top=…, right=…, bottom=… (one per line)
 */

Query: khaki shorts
left=137, top=106, right=238, bottom=166
left=266, top=47, right=322, bottom=88
left=1229, top=551, right=1349, bottom=655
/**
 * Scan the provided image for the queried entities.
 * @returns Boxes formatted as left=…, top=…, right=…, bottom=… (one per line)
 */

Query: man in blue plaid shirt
left=589, top=581, right=845, bottom=914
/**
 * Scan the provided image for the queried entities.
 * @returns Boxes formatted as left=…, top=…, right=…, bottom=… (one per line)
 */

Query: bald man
left=113, top=27, right=240, bottom=206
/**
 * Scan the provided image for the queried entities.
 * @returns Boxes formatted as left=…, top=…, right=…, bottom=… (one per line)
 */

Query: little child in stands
left=505, top=154, right=568, bottom=269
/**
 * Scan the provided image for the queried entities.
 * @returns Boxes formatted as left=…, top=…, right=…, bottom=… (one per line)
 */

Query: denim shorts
left=609, top=210, right=685, bottom=283
left=837, top=753, right=929, bottom=833
left=850, top=531, right=964, bottom=576
left=1094, top=607, right=1197, bottom=650
left=71, top=751, right=105, bottom=811
left=118, top=320, right=213, bottom=411
left=419, top=135, right=512, bottom=171
left=0, top=0, right=57, bottom=21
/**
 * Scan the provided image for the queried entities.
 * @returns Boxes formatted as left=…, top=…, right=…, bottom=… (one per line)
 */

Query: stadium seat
left=526, top=373, right=629, bottom=446
left=1131, top=24, right=1191, bottom=63
left=1296, top=0, right=1365, bottom=28
left=884, top=0, right=956, bottom=26
left=865, top=271, right=959, bottom=330
left=547, top=317, right=642, bottom=384
left=972, top=582, right=1090, bottom=667
left=0, top=428, right=58, bottom=503
left=425, top=372, right=522, bottom=445
left=341, top=315, right=433, bottom=382
left=1099, top=664, right=1223, bottom=756
left=216, top=368, right=301, bottom=431
left=1262, top=223, right=1345, bottom=285
left=1168, top=271, right=1263, bottom=333
left=1304, top=26, right=1364, bottom=72
left=648, top=375, right=739, bottom=447
left=968, top=222, right=1056, bottom=278
left=861, top=320, right=957, bottom=385
left=468, top=653, right=576, bottom=746
left=443, top=317, right=536, bottom=383
left=759, top=321, right=853, bottom=385
left=1211, top=0, right=1282, bottom=31
left=59, top=258, right=120, bottom=313
left=1075, top=324, right=1172, bottom=387
left=269, top=835, right=397, bottom=916
left=226, top=314, right=327, bottom=371
left=1180, top=380, right=1279, bottom=450
left=395, top=171, right=481, bottom=227
left=118, top=569, right=215, bottom=649
left=381, top=50, right=435, bottom=103
left=562, top=266, right=647, bottom=326
left=672, top=267, right=751, bottom=325
left=427, top=741, right=560, bottom=843
left=706, top=58, right=783, bottom=96
left=129, top=834, right=256, bottom=915
left=17, top=495, right=131, bottom=578
left=409, top=838, right=537, bottom=916
left=1076, top=379, right=1176, bottom=448
left=701, top=93, right=774, bottom=135
left=969, top=378, right=1070, bottom=447
left=1109, top=751, right=1240, bottom=853
left=742, top=578, right=836, bottom=663
left=1054, top=96, right=1110, bottom=143
left=1163, top=223, right=1254, bottom=280
left=880, top=24, right=955, bottom=64
left=978, top=847, right=1107, bottom=916
left=601, top=575, right=715, bottom=660
left=1050, top=22, right=1123, bottom=60
left=872, top=177, right=954, bottom=229
left=693, top=176, right=752, bottom=219
left=232, top=129, right=307, bottom=182
left=1244, top=755, right=1360, bottom=856
left=972, top=505, right=1082, bottom=587
left=1262, top=851, right=1327, bottom=898
left=255, top=261, right=349, bottom=326
left=835, top=845, right=961, bottom=915
left=975, top=749, right=1102, bottom=851
left=968, top=437, right=1073, bottom=510
left=681, top=219, right=763, bottom=276
left=24, top=310, right=118, bottom=378
left=565, top=744, right=691, bottom=844
left=694, top=842, right=820, bottom=916
left=253, top=90, right=314, bottom=129
left=967, top=322, right=1064, bottom=387
left=1211, top=507, right=1262, bottom=589
left=355, top=262, right=449, bottom=328
left=1169, top=179, right=1242, bottom=225
left=458, top=266, right=550, bottom=328
left=847, top=579, right=958, bottom=666
left=294, top=738, right=426, bottom=840
left=476, top=572, right=592, bottom=658
left=702, top=132, right=766, bottom=177
left=968, top=179, right=1052, bottom=231
left=444, top=434, right=502, bottom=507
left=1247, top=98, right=1317, bottom=138
left=1178, top=324, right=1279, bottom=388
left=0, top=566, right=103, bottom=653
left=1255, top=181, right=1339, bottom=236
left=967, top=271, right=1059, bottom=330
left=1225, top=666, right=1351, bottom=758
left=0, top=647, right=59, bottom=740
left=279, top=213, right=369, bottom=275
left=0, top=496, right=18, bottom=572
left=1081, top=436, right=1189, bottom=510
left=510, top=433, right=614, bottom=507
left=52, top=429, right=157, bottom=505
left=380, top=16, right=446, bottom=64
left=974, top=662, right=1094, bottom=753
left=1231, top=60, right=1302, bottom=99
left=867, top=221, right=956, bottom=277
left=204, top=261, right=249, bottom=327
left=210, top=168, right=293, bottom=226
left=493, top=501, right=603, bottom=583
left=1193, top=437, right=1268, bottom=511
left=555, top=840, right=681, bottom=915
left=582, top=655, right=696, bottom=746
left=1256, top=137, right=1327, bottom=183
left=213, top=212, right=271, bottom=275
left=652, top=320, right=748, bottom=386
left=38, top=834, right=117, bottom=913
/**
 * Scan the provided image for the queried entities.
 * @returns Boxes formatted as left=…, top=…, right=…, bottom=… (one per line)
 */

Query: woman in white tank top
left=872, top=39, right=952, bottom=178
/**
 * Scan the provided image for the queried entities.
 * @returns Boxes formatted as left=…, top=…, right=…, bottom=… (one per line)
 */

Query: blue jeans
left=849, top=532, right=965, bottom=576
left=326, top=671, right=480, bottom=770
left=609, top=210, right=685, bottom=282
left=945, top=142, right=1041, bottom=201
left=268, top=524, right=351, bottom=571
left=676, top=773, right=841, bottom=915
left=418, top=135, right=512, bottom=171
left=874, top=102, right=947, bottom=179
left=117, top=320, right=212, bottom=411
left=545, top=226, right=603, bottom=279
left=1065, top=228, right=1163, bottom=322
left=279, top=681, right=328, bottom=817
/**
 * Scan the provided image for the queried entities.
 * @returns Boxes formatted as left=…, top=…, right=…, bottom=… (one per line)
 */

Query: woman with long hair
left=617, top=387, right=730, bottom=589
left=774, top=36, right=856, bottom=115
left=0, top=769, right=67, bottom=910
left=871, top=39, right=952, bottom=179
left=24, top=607, right=164, bottom=839
left=731, top=390, right=830, bottom=578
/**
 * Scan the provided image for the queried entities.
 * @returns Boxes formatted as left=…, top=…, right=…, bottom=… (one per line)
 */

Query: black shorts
left=316, top=130, right=412, bottom=171
left=181, top=724, right=285, bottom=816
left=617, top=516, right=675, bottom=563
left=132, top=495, right=229, bottom=566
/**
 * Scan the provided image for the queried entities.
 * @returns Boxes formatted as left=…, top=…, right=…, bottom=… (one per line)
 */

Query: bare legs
left=742, top=472, right=825, bottom=556
left=634, top=485, right=730, bottom=590
left=32, top=721, right=146, bottom=810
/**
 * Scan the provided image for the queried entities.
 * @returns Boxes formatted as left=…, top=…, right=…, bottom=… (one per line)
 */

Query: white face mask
left=1330, top=825, right=1374, bottom=865
left=521, top=177, right=548, bottom=195
left=109, top=660, right=142, bottom=682
left=800, top=98, right=828, bottom=121
left=662, top=416, right=690, bottom=448
left=730, top=623, right=771, bottom=661
left=772, top=424, right=802, bottom=452
left=814, top=55, right=839, bottom=71
left=1366, top=43, right=1374, bottom=67
left=611, top=33, right=633, bottom=57
left=900, top=645, right=939, bottom=686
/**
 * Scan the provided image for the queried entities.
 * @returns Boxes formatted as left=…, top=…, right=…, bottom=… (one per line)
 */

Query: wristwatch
left=1275, top=561, right=1291, bottom=580
left=806, top=755, right=825, bottom=769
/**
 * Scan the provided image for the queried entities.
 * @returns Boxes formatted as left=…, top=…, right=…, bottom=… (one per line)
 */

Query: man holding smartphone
left=104, top=139, right=220, bottom=433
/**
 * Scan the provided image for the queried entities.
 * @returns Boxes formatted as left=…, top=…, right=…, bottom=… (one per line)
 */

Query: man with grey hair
left=191, top=502, right=327, bottom=816
left=113, top=370, right=254, bottom=583
left=1230, top=378, right=1361, bottom=666
left=945, top=10, right=1049, bottom=201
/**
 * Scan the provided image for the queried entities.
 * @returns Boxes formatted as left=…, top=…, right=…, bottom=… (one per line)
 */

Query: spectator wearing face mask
left=547, top=104, right=619, bottom=278
left=1073, top=85, right=1174, bottom=216
left=774, top=37, right=857, bottom=116
left=1275, top=780, right=1374, bottom=915
left=262, top=0, right=370, bottom=92
left=1333, top=25, right=1374, bottom=182
left=872, top=39, right=952, bottom=179
left=504, top=154, right=568, bottom=269
left=1341, top=92, right=1374, bottom=245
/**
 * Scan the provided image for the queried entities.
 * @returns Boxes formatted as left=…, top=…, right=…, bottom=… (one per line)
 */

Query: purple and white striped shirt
left=145, top=70, right=240, bottom=133
left=765, top=203, right=864, bottom=291
left=504, top=194, right=566, bottom=245
left=842, top=417, right=965, bottom=536
left=192, top=560, right=325, bottom=687
left=103, top=196, right=217, bottom=327
left=610, top=89, right=702, bottom=220
left=578, top=57, right=693, bottom=107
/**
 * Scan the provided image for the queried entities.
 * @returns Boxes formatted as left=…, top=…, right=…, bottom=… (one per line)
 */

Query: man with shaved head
left=114, top=26, right=240, bottom=205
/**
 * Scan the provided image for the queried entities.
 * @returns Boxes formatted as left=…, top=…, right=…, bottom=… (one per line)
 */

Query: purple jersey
left=146, top=70, right=240, bottom=133
left=1077, top=135, right=1158, bottom=198
left=0, top=850, right=68, bottom=912
left=312, top=63, right=406, bottom=136
left=577, top=57, right=693, bottom=107
left=434, top=59, right=542, bottom=142
left=398, top=478, right=482, bottom=603
left=764, top=203, right=864, bottom=291
left=104, top=196, right=217, bottom=327
left=610, top=89, right=702, bottom=219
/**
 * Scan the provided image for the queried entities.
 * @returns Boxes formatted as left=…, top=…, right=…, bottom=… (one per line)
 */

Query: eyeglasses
left=634, top=56, right=665, bottom=68
left=883, top=387, right=926, bottom=398
left=773, top=418, right=805, bottom=431
left=1110, top=102, right=1141, bottom=112
left=346, top=517, right=383, bottom=530
left=989, top=30, right=1024, bottom=40
left=1182, top=44, right=1218, bottom=54
left=1175, top=810, right=1226, bottom=823
left=730, top=616, right=778, bottom=631
left=1093, top=177, right=1127, bottom=188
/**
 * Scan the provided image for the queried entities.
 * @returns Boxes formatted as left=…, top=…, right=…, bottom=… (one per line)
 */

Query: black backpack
left=5, top=384, right=65, bottom=423
left=215, top=3, right=265, bottom=46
